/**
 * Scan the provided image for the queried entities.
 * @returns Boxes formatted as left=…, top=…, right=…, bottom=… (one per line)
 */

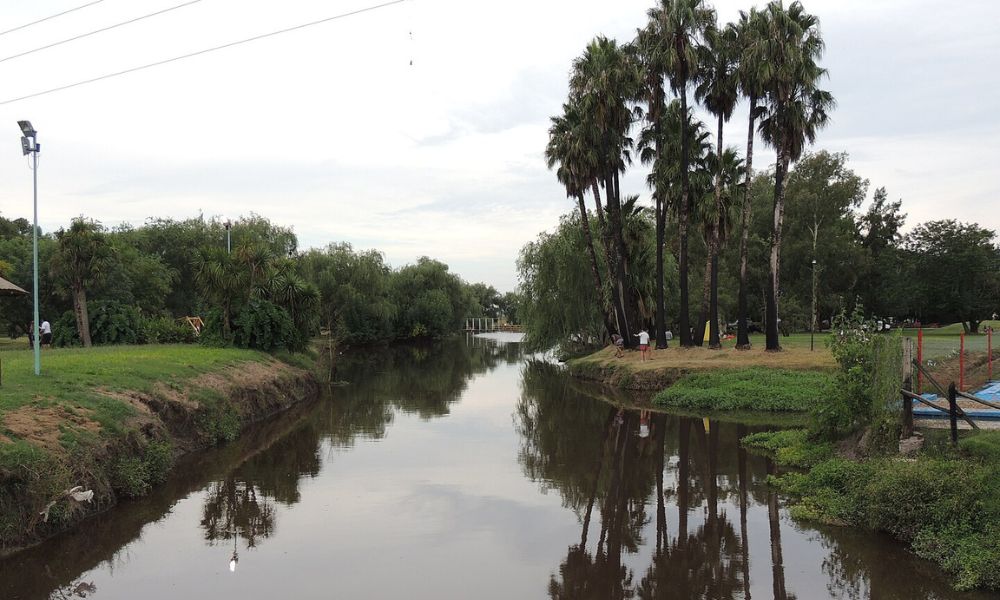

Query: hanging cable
left=0, top=0, right=204, bottom=65
left=0, top=0, right=409, bottom=105
left=0, top=1, right=107, bottom=38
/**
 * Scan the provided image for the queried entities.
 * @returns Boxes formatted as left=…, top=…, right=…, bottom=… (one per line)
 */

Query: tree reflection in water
left=517, top=360, right=775, bottom=600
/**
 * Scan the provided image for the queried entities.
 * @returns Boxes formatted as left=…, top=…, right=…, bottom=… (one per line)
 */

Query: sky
left=0, top=0, right=996, bottom=292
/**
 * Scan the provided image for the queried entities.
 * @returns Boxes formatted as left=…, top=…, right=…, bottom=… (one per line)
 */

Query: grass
left=654, top=367, right=834, bottom=412
left=746, top=427, right=1000, bottom=591
left=0, top=344, right=269, bottom=436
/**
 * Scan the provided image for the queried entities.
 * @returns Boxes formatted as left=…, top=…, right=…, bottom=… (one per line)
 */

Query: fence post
left=989, top=328, right=993, bottom=382
left=948, top=382, right=959, bottom=447
left=960, top=332, right=965, bottom=392
left=917, top=328, right=923, bottom=394
left=902, top=337, right=914, bottom=438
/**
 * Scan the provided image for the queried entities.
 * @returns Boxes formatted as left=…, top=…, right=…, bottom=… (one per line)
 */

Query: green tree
left=905, top=221, right=999, bottom=333
left=545, top=100, right=616, bottom=338
left=49, top=218, right=112, bottom=347
left=656, top=0, right=715, bottom=347
left=858, top=187, right=908, bottom=317
left=570, top=36, right=642, bottom=346
left=695, top=20, right=740, bottom=348
left=754, top=0, right=834, bottom=350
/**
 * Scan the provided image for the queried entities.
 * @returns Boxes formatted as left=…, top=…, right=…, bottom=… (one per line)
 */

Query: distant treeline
left=0, top=214, right=516, bottom=351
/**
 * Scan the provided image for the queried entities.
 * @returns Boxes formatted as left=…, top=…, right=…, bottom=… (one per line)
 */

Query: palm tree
left=546, top=100, right=617, bottom=339
left=50, top=218, right=112, bottom=347
left=755, top=0, right=833, bottom=350
left=657, top=0, right=715, bottom=347
left=193, top=247, right=246, bottom=341
left=570, top=36, right=642, bottom=346
left=694, top=22, right=739, bottom=349
left=694, top=148, right=743, bottom=347
left=733, top=7, right=767, bottom=349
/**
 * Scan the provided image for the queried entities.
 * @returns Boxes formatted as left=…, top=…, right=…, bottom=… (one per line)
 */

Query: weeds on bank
left=655, top=368, right=834, bottom=412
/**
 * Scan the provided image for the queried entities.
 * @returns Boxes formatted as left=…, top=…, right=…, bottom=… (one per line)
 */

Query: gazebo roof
left=0, top=276, right=28, bottom=297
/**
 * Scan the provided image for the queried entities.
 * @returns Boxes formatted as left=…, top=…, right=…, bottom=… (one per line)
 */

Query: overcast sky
left=0, top=0, right=996, bottom=291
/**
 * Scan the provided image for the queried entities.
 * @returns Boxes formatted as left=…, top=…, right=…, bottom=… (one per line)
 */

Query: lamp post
left=18, top=121, right=40, bottom=375
left=810, top=258, right=817, bottom=352
left=224, top=219, right=232, bottom=254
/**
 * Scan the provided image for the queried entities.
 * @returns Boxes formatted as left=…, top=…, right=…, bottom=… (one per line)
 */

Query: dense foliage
left=0, top=213, right=506, bottom=351
left=655, top=367, right=834, bottom=411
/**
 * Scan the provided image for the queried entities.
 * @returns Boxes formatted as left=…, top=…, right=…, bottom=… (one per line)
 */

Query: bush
left=110, top=441, right=173, bottom=498
left=814, top=307, right=901, bottom=440
left=143, top=316, right=197, bottom=344
left=742, top=429, right=834, bottom=468
left=52, top=301, right=165, bottom=347
left=232, top=299, right=297, bottom=352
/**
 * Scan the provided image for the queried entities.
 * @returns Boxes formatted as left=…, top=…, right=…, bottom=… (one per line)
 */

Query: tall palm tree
left=570, top=36, right=642, bottom=346
left=50, top=218, right=112, bottom=347
left=658, top=0, right=715, bottom=347
left=755, top=0, right=833, bottom=350
left=193, top=247, right=246, bottom=341
left=694, top=148, right=743, bottom=347
left=695, top=22, right=739, bottom=349
left=734, top=7, right=767, bottom=349
left=546, top=100, right=617, bottom=339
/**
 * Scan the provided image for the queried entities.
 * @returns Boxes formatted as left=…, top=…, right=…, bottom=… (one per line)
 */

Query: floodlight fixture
left=20, top=137, right=30, bottom=155
left=17, top=120, right=35, bottom=138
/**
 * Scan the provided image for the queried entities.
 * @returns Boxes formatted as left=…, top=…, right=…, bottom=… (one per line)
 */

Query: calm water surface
left=0, top=334, right=993, bottom=599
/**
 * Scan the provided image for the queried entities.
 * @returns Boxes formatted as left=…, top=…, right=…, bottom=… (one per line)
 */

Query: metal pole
left=31, top=144, right=40, bottom=376
left=810, top=259, right=817, bottom=352
left=917, top=328, right=923, bottom=394
left=227, top=228, right=231, bottom=254
left=989, top=328, right=993, bottom=382
left=960, top=332, right=965, bottom=392
left=948, top=382, right=959, bottom=446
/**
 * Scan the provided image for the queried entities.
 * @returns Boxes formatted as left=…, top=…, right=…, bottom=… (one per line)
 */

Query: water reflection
left=1, top=336, right=994, bottom=599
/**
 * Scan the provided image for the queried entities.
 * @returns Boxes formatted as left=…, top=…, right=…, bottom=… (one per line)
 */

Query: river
left=0, top=334, right=992, bottom=599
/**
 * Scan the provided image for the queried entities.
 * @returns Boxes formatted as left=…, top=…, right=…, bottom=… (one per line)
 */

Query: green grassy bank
left=745, top=429, right=1000, bottom=591
left=0, top=344, right=319, bottom=552
left=654, top=367, right=834, bottom=412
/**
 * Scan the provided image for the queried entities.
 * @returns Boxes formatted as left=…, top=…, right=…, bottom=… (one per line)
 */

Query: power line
left=0, top=1, right=108, bottom=38
left=0, top=0, right=204, bottom=65
left=0, top=0, right=408, bottom=106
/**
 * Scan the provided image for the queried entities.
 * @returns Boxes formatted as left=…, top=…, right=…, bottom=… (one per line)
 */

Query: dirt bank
left=0, top=355, right=320, bottom=554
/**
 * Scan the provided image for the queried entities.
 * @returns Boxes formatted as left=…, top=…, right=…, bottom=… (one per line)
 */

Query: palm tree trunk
left=678, top=83, right=692, bottom=347
left=737, top=424, right=751, bottom=597
left=73, top=282, right=92, bottom=347
left=655, top=194, right=667, bottom=348
left=736, top=98, right=757, bottom=350
left=577, top=193, right=615, bottom=339
left=694, top=246, right=711, bottom=346
left=708, top=114, right=724, bottom=349
left=613, top=171, right=641, bottom=335
left=767, top=459, right=788, bottom=600
left=605, top=174, right=635, bottom=347
left=593, top=181, right=627, bottom=338
left=766, top=142, right=789, bottom=351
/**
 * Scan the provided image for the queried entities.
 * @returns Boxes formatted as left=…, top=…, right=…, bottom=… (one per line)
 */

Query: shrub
left=110, top=441, right=174, bottom=498
left=741, top=429, right=834, bottom=468
left=232, top=299, right=297, bottom=352
left=143, top=316, right=197, bottom=344
left=813, top=307, right=901, bottom=440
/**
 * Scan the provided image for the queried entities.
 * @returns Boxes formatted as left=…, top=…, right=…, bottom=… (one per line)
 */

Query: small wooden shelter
left=0, top=276, right=28, bottom=297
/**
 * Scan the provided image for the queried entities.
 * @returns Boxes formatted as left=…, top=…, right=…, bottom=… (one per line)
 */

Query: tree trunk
left=655, top=193, right=667, bottom=348
left=737, top=424, right=751, bottom=596
left=72, top=282, right=92, bottom=347
left=736, top=96, right=758, bottom=350
left=577, top=193, right=615, bottom=340
left=677, top=417, right=690, bottom=545
left=592, top=181, right=628, bottom=341
left=694, top=245, right=712, bottom=346
left=767, top=459, right=788, bottom=600
left=613, top=171, right=641, bottom=336
left=606, top=173, right=636, bottom=347
left=678, top=83, right=692, bottom=347
left=708, top=114, right=724, bottom=349
left=766, top=143, right=788, bottom=351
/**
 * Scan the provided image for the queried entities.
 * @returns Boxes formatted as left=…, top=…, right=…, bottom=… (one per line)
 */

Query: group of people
left=610, top=328, right=652, bottom=362
left=28, top=319, right=52, bottom=349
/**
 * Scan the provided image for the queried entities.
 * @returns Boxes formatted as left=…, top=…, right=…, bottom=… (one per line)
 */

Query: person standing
left=634, top=328, right=650, bottom=362
left=40, top=319, right=52, bottom=348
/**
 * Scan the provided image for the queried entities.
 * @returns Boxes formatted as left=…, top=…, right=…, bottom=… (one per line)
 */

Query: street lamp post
left=18, top=121, right=40, bottom=375
left=224, top=220, right=232, bottom=254
left=810, top=258, right=818, bottom=352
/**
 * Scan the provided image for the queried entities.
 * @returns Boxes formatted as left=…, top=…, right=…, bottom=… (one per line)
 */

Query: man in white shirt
left=634, top=328, right=650, bottom=362
left=40, top=319, right=52, bottom=347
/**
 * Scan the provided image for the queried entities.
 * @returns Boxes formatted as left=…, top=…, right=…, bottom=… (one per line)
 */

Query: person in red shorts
left=634, top=328, right=650, bottom=361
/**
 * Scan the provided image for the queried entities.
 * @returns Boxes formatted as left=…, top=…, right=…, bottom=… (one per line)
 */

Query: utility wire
left=0, top=1, right=107, bottom=38
left=0, top=0, right=408, bottom=106
left=0, top=0, right=204, bottom=65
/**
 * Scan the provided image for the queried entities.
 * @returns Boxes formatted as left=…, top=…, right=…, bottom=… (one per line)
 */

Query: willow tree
left=754, top=0, right=833, bottom=350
